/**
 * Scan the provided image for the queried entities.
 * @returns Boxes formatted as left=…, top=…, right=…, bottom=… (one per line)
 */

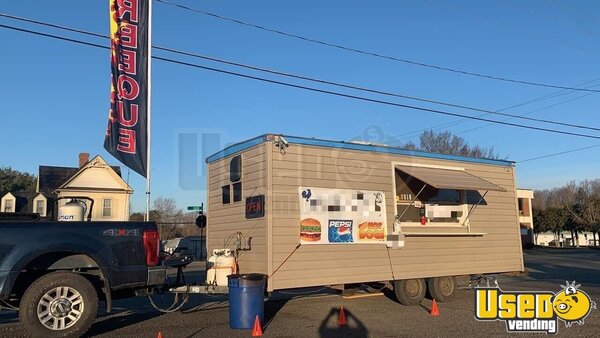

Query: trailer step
left=342, top=292, right=384, bottom=299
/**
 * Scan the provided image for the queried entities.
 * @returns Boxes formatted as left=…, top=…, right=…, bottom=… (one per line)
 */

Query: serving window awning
left=395, top=165, right=506, bottom=192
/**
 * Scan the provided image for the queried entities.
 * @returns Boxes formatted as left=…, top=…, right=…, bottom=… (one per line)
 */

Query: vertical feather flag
left=105, top=0, right=149, bottom=177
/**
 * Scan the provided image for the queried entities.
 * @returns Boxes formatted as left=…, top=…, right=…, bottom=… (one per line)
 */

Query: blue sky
left=1, top=0, right=599, bottom=212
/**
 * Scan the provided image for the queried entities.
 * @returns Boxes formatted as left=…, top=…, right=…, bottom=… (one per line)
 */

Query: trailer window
left=222, top=185, right=231, bottom=204
left=230, top=155, right=242, bottom=182
left=395, top=169, right=466, bottom=224
left=233, top=182, right=242, bottom=202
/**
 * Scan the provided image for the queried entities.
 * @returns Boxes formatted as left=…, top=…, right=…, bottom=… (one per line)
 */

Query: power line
left=387, top=80, right=600, bottom=145
left=155, top=0, right=600, bottom=94
left=2, top=12, right=599, bottom=134
left=455, top=90, right=597, bottom=136
left=518, top=144, right=600, bottom=163
left=2, top=23, right=600, bottom=142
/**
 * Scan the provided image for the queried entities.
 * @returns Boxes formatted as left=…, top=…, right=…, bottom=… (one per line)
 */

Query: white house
left=49, top=154, right=133, bottom=221
left=2, top=153, right=133, bottom=221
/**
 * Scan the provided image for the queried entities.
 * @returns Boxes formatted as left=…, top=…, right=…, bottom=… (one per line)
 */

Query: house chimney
left=79, top=153, right=89, bottom=168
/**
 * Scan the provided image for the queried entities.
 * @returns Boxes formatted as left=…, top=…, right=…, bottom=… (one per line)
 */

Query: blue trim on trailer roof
left=205, top=135, right=266, bottom=163
left=205, top=134, right=515, bottom=166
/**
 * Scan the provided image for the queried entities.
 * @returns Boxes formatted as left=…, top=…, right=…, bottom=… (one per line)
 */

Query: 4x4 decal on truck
left=103, top=229, right=140, bottom=237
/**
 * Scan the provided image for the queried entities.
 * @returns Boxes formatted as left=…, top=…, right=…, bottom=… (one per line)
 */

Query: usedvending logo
left=475, top=281, right=596, bottom=334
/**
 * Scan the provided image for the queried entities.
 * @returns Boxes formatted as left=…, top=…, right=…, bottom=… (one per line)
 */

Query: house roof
left=38, top=166, right=79, bottom=194
left=55, top=156, right=130, bottom=192
left=38, top=164, right=122, bottom=194
left=205, top=134, right=515, bottom=166
left=36, top=191, right=57, bottom=200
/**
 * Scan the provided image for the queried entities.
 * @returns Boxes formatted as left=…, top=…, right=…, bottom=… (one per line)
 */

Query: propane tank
left=58, top=199, right=85, bottom=222
left=206, top=249, right=236, bottom=286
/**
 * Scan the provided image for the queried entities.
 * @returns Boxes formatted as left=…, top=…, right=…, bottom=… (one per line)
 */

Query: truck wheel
left=19, top=271, right=98, bottom=338
left=427, top=276, right=457, bottom=302
left=393, top=278, right=426, bottom=305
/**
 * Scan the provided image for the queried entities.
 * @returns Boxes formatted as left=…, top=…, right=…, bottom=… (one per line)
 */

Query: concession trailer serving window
left=393, top=163, right=505, bottom=226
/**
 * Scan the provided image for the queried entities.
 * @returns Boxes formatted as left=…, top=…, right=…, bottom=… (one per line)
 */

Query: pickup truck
left=0, top=216, right=166, bottom=337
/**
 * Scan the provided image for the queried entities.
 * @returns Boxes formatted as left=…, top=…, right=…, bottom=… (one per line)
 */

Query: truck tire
left=427, top=276, right=457, bottom=302
left=19, top=271, right=98, bottom=338
left=393, top=278, right=426, bottom=306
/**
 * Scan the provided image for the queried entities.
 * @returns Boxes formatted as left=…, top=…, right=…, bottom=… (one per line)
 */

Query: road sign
left=187, top=205, right=203, bottom=212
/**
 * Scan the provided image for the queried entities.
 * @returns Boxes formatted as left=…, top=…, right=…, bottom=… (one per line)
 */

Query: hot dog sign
left=298, top=187, right=387, bottom=245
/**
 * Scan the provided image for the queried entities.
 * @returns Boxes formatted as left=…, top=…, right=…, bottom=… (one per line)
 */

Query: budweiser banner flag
left=105, top=0, right=149, bottom=177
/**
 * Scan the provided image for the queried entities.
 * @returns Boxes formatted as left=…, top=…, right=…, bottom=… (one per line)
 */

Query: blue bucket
left=228, top=273, right=267, bottom=329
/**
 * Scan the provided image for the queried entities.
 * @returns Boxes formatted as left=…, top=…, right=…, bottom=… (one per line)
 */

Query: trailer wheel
left=19, top=271, right=98, bottom=338
left=393, top=278, right=426, bottom=306
left=427, top=276, right=457, bottom=302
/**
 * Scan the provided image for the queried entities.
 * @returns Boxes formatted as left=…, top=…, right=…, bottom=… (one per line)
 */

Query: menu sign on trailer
left=104, top=0, right=149, bottom=177
left=298, top=187, right=387, bottom=245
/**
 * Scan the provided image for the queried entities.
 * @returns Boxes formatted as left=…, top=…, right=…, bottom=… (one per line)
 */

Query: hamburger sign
left=298, top=187, right=387, bottom=245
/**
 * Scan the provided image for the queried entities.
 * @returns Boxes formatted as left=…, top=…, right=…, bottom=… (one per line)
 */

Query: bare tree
left=402, top=130, right=502, bottom=159
left=575, top=180, right=600, bottom=246
left=152, top=197, right=184, bottom=239
left=535, top=179, right=600, bottom=247
left=131, top=201, right=201, bottom=240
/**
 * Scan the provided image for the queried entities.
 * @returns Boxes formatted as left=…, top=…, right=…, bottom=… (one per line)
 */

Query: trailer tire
left=393, top=278, right=426, bottom=306
left=427, top=276, right=457, bottom=302
left=19, top=271, right=98, bottom=338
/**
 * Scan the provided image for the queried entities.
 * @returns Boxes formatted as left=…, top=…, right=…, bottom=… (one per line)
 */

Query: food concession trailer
left=205, top=134, right=523, bottom=304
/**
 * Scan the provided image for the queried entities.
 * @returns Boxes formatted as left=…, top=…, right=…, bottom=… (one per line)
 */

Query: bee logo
left=553, top=281, right=596, bottom=327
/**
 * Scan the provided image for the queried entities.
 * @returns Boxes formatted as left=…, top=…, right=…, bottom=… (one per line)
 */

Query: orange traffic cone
left=157, top=332, right=163, bottom=338
left=430, top=299, right=440, bottom=316
left=338, top=306, right=347, bottom=326
left=252, top=315, right=263, bottom=337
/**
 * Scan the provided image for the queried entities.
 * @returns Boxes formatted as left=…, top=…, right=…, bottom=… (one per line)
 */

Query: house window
left=4, top=199, right=14, bottom=212
left=102, top=199, right=112, bottom=217
left=35, top=200, right=45, bottom=216
left=233, top=182, right=242, bottom=202
left=222, top=185, right=231, bottom=204
left=518, top=198, right=524, bottom=215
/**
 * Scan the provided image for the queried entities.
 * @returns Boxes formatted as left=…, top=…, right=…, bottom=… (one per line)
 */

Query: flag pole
left=145, top=0, right=152, bottom=221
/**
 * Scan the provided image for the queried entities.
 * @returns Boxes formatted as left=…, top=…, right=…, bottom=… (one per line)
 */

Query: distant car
left=0, top=216, right=166, bottom=337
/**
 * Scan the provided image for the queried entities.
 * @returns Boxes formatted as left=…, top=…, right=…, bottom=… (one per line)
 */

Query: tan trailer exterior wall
left=206, top=138, right=523, bottom=292
left=206, top=143, right=269, bottom=275
left=268, top=143, right=523, bottom=291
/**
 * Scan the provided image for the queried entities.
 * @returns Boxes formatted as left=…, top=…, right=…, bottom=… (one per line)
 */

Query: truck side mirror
left=195, top=214, right=207, bottom=229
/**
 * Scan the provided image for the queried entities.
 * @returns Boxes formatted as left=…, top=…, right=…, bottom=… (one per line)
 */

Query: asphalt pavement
left=1, top=247, right=599, bottom=337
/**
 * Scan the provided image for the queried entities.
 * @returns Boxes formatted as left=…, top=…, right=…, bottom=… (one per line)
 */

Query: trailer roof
left=206, top=134, right=515, bottom=166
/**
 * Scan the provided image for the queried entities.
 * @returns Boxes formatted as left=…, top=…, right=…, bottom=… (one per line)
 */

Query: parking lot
left=1, top=247, right=599, bottom=337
